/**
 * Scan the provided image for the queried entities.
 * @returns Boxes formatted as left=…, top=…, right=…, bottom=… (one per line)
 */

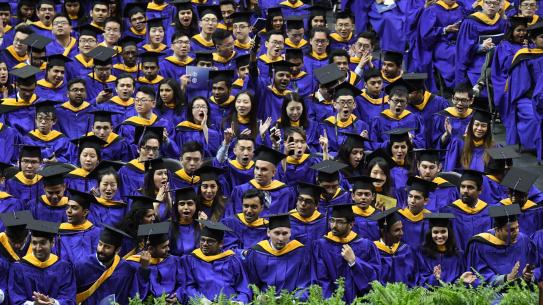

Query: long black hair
left=222, top=90, right=258, bottom=136
left=364, top=157, right=394, bottom=196
left=173, top=5, right=199, bottom=36
left=156, top=78, right=185, bottom=116
left=278, top=92, right=308, bottom=129
left=197, top=180, right=227, bottom=222
left=421, top=223, right=459, bottom=259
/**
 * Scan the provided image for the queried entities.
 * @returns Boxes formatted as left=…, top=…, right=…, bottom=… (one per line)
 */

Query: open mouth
left=241, top=156, right=249, bottom=163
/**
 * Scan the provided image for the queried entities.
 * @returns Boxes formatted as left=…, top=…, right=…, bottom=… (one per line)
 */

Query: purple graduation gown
left=126, top=254, right=184, bottom=300
left=29, top=196, right=69, bottom=223
left=289, top=210, right=328, bottom=246
left=0, top=193, right=24, bottom=232
left=227, top=180, right=296, bottom=217
left=370, top=109, right=426, bottom=149
left=440, top=199, right=492, bottom=251
left=57, top=221, right=101, bottom=264
left=169, top=223, right=200, bottom=257
left=374, top=240, right=420, bottom=287
left=221, top=213, right=268, bottom=250
left=416, top=248, right=467, bottom=286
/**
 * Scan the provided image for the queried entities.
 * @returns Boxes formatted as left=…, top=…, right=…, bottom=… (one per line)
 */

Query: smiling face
left=335, top=17, right=353, bottom=39
left=274, top=70, right=292, bottom=91
left=286, top=101, right=303, bottom=122
left=31, top=236, right=53, bottom=261
left=201, top=180, right=218, bottom=201
left=66, top=201, right=88, bottom=225
left=452, top=91, right=473, bottom=114
left=431, top=226, right=448, bottom=246
left=46, top=65, right=65, bottom=85
left=149, top=26, right=165, bottom=44
left=242, top=196, right=263, bottom=223
left=235, top=93, right=251, bottom=116
left=266, top=33, right=284, bottom=58
left=99, top=173, right=118, bottom=200
left=472, top=120, right=489, bottom=139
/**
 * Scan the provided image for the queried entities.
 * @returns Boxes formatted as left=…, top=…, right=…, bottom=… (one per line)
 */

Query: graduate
left=85, top=46, right=117, bottom=102
left=195, top=165, right=229, bottom=217
left=74, top=225, right=139, bottom=305
left=417, top=213, right=476, bottom=286
left=30, top=164, right=72, bottom=223
left=30, top=0, right=55, bottom=39
left=161, top=32, right=194, bottom=81
left=466, top=204, right=537, bottom=286
left=57, top=189, right=101, bottom=264
left=0, top=210, right=32, bottom=262
left=356, top=68, right=388, bottom=124
left=140, top=158, right=175, bottom=221
left=349, top=176, right=382, bottom=242
left=191, top=5, right=221, bottom=52
left=182, top=220, right=252, bottom=303
left=231, top=12, right=253, bottom=54
left=289, top=182, right=328, bottom=246
left=304, top=27, right=330, bottom=85
left=370, top=79, right=426, bottom=150
left=336, top=133, right=367, bottom=178
left=112, top=36, right=142, bottom=78
left=385, top=128, right=413, bottom=194
left=0, top=65, right=41, bottom=136
left=35, top=54, right=71, bottom=101
left=96, top=74, right=136, bottom=126
left=119, top=195, right=160, bottom=257
left=284, top=17, right=309, bottom=51
left=286, top=49, right=313, bottom=99
left=371, top=207, right=420, bottom=287
left=0, top=177, right=24, bottom=231
left=498, top=167, right=543, bottom=236
left=65, top=135, right=105, bottom=192
left=6, top=145, right=44, bottom=206
left=221, top=189, right=269, bottom=250
left=440, top=169, right=492, bottom=250
left=89, top=110, right=134, bottom=162
left=311, top=160, right=350, bottom=216
left=48, top=14, right=78, bottom=58
left=66, top=25, right=103, bottom=80
left=56, top=79, right=95, bottom=140
left=365, top=149, right=398, bottom=198
left=228, top=145, right=295, bottom=216
left=305, top=63, right=344, bottom=123
left=135, top=51, right=165, bottom=92
left=124, top=3, right=148, bottom=41
left=0, top=25, right=31, bottom=70
left=86, top=161, right=127, bottom=227
left=212, top=29, right=237, bottom=71
left=171, top=142, right=204, bottom=189
left=208, top=70, right=236, bottom=127
left=169, top=187, right=201, bottom=256
left=380, top=51, right=404, bottom=87
left=329, top=11, right=356, bottom=50
left=245, top=213, right=311, bottom=297
left=0, top=114, right=20, bottom=164
left=218, top=135, right=256, bottom=188
left=142, top=18, right=168, bottom=53
left=398, top=177, right=437, bottom=247
left=255, top=30, right=285, bottom=82
left=126, top=222, right=184, bottom=302
left=311, top=203, right=381, bottom=303
left=479, top=146, right=519, bottom=204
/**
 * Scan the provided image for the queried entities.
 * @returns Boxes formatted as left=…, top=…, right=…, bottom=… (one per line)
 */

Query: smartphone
left=526, top=264, right=535, bottom=272
left=269, top=126, right=279, bottom=141
left=103, top=88, right=113, bottom=94
left=287, top=136, right=295, bottom=156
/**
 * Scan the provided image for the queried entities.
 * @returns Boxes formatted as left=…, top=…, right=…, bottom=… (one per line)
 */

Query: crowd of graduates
left=1, top=0, right=543, bottom=304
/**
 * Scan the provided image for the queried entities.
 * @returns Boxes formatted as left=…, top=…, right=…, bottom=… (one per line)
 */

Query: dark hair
left=142, top=167, right=170, bottom=197
left=329, top=49, right=350, bottom=64
left=265, top=12, right=284, bottom=33
left=197, top=181, right=226, bottom=221
left=78, top=146, right=102, bottom=166
left=119, top=207, right=155, bottom=239
left=182, top=141, right=204, bottom=156
left=173, top=7, right=198, bottom=36
left=386, top=138, right=414, bottom=171
left=156, top=78, right=185, bottom=116
left=138, top=131, right=161, bottom=149
left=421, top=223, right=459, bottom=258
left=187, top=96, right=211, bottom=127
left=307, top=11, right=326, bottom=35
left=242, top=188, right=264, bottom=205
left=17, top=2, right=37, bottom=23
left=337, top=143, right=365, bottom=176
left=104, top=17, right=123, bottom=31
left=278, top=92, right=308, bottom=129
left=357, top=31, right=378, bottom=47
left=235, top=134, right=256, bottom=146
left=15, top=24, right=34, bottom=36
left=461, top=118, right=494, bottom=169
left=67, top=78, right=86, bottom=90
left=389, top=86, right=409, bottom=100
left=137, top=85, right=156, bottom=100
left=97, top=167, right=122, bottom=190
left=116, top=73, right=135, bottom=86
left=364, top=157, right=394, bottom=196
left=453, top=82, right=474, bottom=99
left=309, top=27, right=330, bottom=53
left=266, top=29, right=284, bottom=42
left=223, top=90, right=258, bottom=136
left=171, top=30, right=190, bottom=44
left=211, top=28, right=233, bottom=45
left=52, top=13, right=70, bottom=23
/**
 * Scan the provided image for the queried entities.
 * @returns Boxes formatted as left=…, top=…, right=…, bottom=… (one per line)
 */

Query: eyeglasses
left=297, top=196, right=315, bottom=205
left=452, top=97, right=471, bottom=104
left=520, top=3, right=537, bottom=7
left=21, top=159, right=40, bottom=165
left=79, top=39, right=97, bottom=45
left=313, top=39, right=328, bottom=45
left=202, top=18, right=218, bottom=23
left=335, top=100, right=355, bottom=107
left=483, top=0, right=501, bottom=6
left=389, top=98, right=408, bottom=105
left=142, top=145, right=160, bottom=153
left=269, top=40, right=284, bottom=47
left=233, top=24, right=248, bottom=30
left=134, top=98, right=153, bottom=104
left=36, top=116, right=54, bottom=122
left=192, top=105, right=208, bottom=109
left=173, top=40, right=190, bottom=45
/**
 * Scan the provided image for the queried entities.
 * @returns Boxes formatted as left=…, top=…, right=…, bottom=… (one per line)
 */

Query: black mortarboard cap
left=100, top=224, right=132, bottom=247
left=235, top=54, right=250, bottom=67
left=139, top=51, right=164, bottom=63
left=365, top=148, right=395, bottom=168
left=285, top=48, right=304, bottom=60
left=231, top=11, right=252, bottom=24
left=46, top=54, right=72, bottom=67
left=134, top=126, right=164, bottom=146
left=509, top=16, right=532, bottom=28
left=383, top=50, right=403, bottom=65
left=488, top=204, right=521, bottom=228
left=86, top=160, right=125, bottom=179
left=118, top=36, right=144, bottom=48
left=363, top=68, right=382, bottom=82
left=501, top=167, right=539, bottom=194
left=297, top=182, right=324, bottom=199
left=34, top=100, right=61, bottom=114
left=124, top=2, right=147, bottom=18
left=199, top=219, right=232, bottom=241
left=458, top=169, right=484, bottom=186
left=384, top=78, right=410, bottom=95
left=77, top=23, right=104, bottom=37
left=144, top=158, right=169, bottom=172
left=171, top=0, right=192, bottom=9
left=91, top=110, right=122, bottom=123
left=425, top=213, right=454, bottom=227
left=70, top=135, right=107, bottom=153
left=128, top=195, right=159, bottom=211
left=197, top=5, right=222, bottom=20
left=268, top=60, right=296, bottom=73
left=67, top=188, right=97, bottom=209
left=0, top=1, right=10, bottom=11
left=486, top=146, right=520, bottom=160
left=0, top=162, right=18, bottom=180
left=384, top=127, right=413, bottom=143
left=27, top=219, right=59, bottom=238
left=173, top=187, right=197, bottom=202
left=39, top=164, right=71, bottom=186
left=19, top=144, right=42, bottom=159
left=11, top=65, right=41, bottom=80
left=0, top=210, right=33, bottom=228
left=402, top=73, right=427, bottom=91
left=209, top=69, right=234, bottom=83
left=138, top=222, right=170, bottom=246
left=334, top=81, right=362, bottom=99
left=406, top=176, right=437, bottom=196
left=267, top=7, right=283, bottom=17
left=331, top=203, right=355, bottom=221
left=471, top=108, right=492, bottom=123
left=147, top=17, right=164, bottom=29
left=335, top=10, right=353, bottom=20
left=370, top=207, right=401, bottom=230
left=414, top=149, right=446, bottom=163
left=314, top=63, right=343, bottom=87
left=87, top=46, right=115, bottom=66
left=266, top=213, right=291, bottom=230
left=528, top=21, right=543, bottom=37
left=347, top=175, right=381, bottom=191
left=286, top=16, right=304, bottom=30
left=195, top=51, right=214, bottom=62
left=21, top=33, right=53, bottom=51
left=340, top=132, right=367, bottom=149
left=254, top=145, right=286, bottom=165
left=194, top=165, right=225, bottom=181
left=310, top=160, right=348, bottom=182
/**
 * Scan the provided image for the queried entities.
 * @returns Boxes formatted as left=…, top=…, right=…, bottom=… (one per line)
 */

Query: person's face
left=44, top=184, right=66, bottom=205
left=153, top=169, right=168, bottom=190
left=149, top=26, right=165, bottom=44
left=519, top=0, right=537, bottom=16
left=68, top=83, right=86, bottom=105
left=121, top=45, right=138, bottom=66
left=534, top=33, right=543, bottom=48
left=64, top=1, right=80, bottom=16
left=96, top=240, right=117, bottom=262
left=177, top=200, right=196, bottom=220
left=116, top=77, right=135, bottom=100
left=349, top=148, right=364, bottom=168
left=407, top=190, right=427, bottom=214
left=472, top=120, right=488, bottom=139
left=287, top=28, right=304, bottom=44
left=216, top=35, right=235, bottom=57
left=200, top=236, right=221, bottom=255
left=0, top=10, right=9, bottom=26
left=191, top=99, right=208, bottom=124
left=93, top=121, right=112, bottom=140
left=335, top=17, right=353, bottom=39
left=510, top=190, right=528, bottom=205
left=237, top=65, right=250, bottom=79
left=172, top=35, right=190, bottom=57
left=382, top=61, right=400, bottom=78
left=139, top=138, right=160, bottom=160
left=91, top=4, right=109, bottom=23
left=142, top=208, right=156, bottom=224
left=78, top=35, right=98, bottom=54
left=310, top=32, right=329, bottom=54
left=13, top=31, right=29, bottom=55
left=234, top=139, right=254, bottom=166
left=99, top=173, right=118, bottom=200
left=235, top=93, right=251, bottom=116
left=52, top=17, right=71, bottom=36
left=512, top=25, right=527, bottom=44
left=311, top=15, right=325, bottom=28
left=20, top=5, right=34, bottom=20
left=452, top=91, right=473, bottom=113
left=388, top=94, right=408, bottom=115
left=150, top=240, right=170, bottom=258
left=66, top=201, right=88, bottom=224
left=432, top=226, right=448, bottom=246
left=272, top=16, right=284, bottom=30
left=333, top=56, right=350, bottom=74
left=353, top=37, right=373, bottom=56
left=220, top=4, right=235, bottom=24
left=296, top=194, right=317, bottom=218
left=142, top=62, right=159, bottom=80
left=134, top=91, right=156, bottom=114
left=37, top=4, right=54, bottom=24
left=18, top=83, right=36, bottom=101
left=0, top=62, right=8, bottom=84
left=288, top=132, right=307, bottom=158
left=212, top=81, right=230, bottom=101
left=288, top=57, right=303, bottom=76
left=387, top=221, right=403, bottom=243
left=178, top=9, right=193, bottom=27
left=31, top=50, right=46, bottom=68
left=319, top=179, right=340, bottom=197
left=31, top=236, right=53, bottom=261
left=242, top=196, right=263, bottom=223
left=391, top=141, right=408, bottom=161
left=460, top=180, right=480, bottom=205
left=274, top=71, right=292, bottom=91
left=254, top=160, right=276, bottom=185
left=35, top=112, right=55, bottom=134
left=201, top=180, right=218, bottom=201
left=268, top=227, right=291, bottom=250
left=370, top=164, right=386, bottom=188
left=352, top=189, right=375, bottom=208
left=47, top=66, right=65, bottom=85
left=482, top=0, right=501, bottom=16
left=233, top=21, right=251, bottom=41
left=200, top=13, right=218, bottom=34
left=104, top=21, right=121, bottom=44
left=329, top=217, right=352, bottom=237
left=266, top=34, right=285, bottom=58
left=8, top=231, right=28, bottom=251
left=181, top=151, right=202, bottom=174
left=334, top=95, right=356, bottom=120
left=286, top=101, right=303, bottom=122
left=20, top=157, right=41, bottom=178
left=159, top=83, right=174, bottom=104
left=418, top=161, right=441, bottom=181
left=196, top=60, right=213, bottom=68
left=80, top=147, right=99, bottom=171
left=130, top=12, right=146, bottom=31
left=495, top=220, right=520, bottom=244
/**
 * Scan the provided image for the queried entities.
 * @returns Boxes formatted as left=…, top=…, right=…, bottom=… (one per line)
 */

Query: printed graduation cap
left=384, top=127, right=413, bottom=143
left=21, top=33, right=53, bottom=52
left=118, top=36, right=143, bottom=49
left=197, top=5, right=222, bottom=20
left=231, top=11, right=252, bottom=24
left=77, top=23, right=104, bottom=38
left=100, top=224, right=132, bottom=247
left=384, top=78, right=410, bottom=95
left=27, top=219, right=59, bottom=238
left=39, top=163, right=72, bottom=186
left=528, top=21, right=543, bottom=37
left=365, top=148, right=396, bottom=168
left=286, top=16, right=305, bottom=30
left=406, top=176, right=437, bottom=196
left=124, top=2, right=147, bottom=18
left=209, top=70, right=234, bottom=84
left=314, top=63, right=344, bottom=87
left=297, top=182, right=325, bottom=199
left=91, top=109, right=122, bottom=124
left=134, top=126, right=165, bottom=146
left=383, top=50, right=403, bottom=65
left=198, top=219, right=232, bottom=241
left=402, top=73, right=427, bottom=91
left=471, top=108, right=492, bottom=123
left=139, top=51, right=164, bottom=64
left=87, top=46, right=116, bottom=66
left=414, top=149, right=447, bottom=163
left=347, top=176, right=382, bottom=191
left=488, top=204, right=521, bottom=228
left=331, top=203, right=355, bottom=221
left=424, top=213, right=454, bottom=228
left=333, top=81, right=362, bottom=99
left=138, top=222, right=170, bottom=246
left=195, top=165, right=226, bottom=182
left=128, top=195, right=160, bottom=211
left=265, top=213, right=291, bottom=230
left=310, top=160, right=348, bottom=182
left=173, top=187, right=197, bottom=202
left=254, top=145, right=286, bottom=166
left=235, top=54, right=250, bottom=68
left=87, top=160, right=125, bottom=179
left=67, top=188, right=97, bottom=209
left=370, top=207, right=401, bottom=230
left=501, top=167, right=539, bottom=194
